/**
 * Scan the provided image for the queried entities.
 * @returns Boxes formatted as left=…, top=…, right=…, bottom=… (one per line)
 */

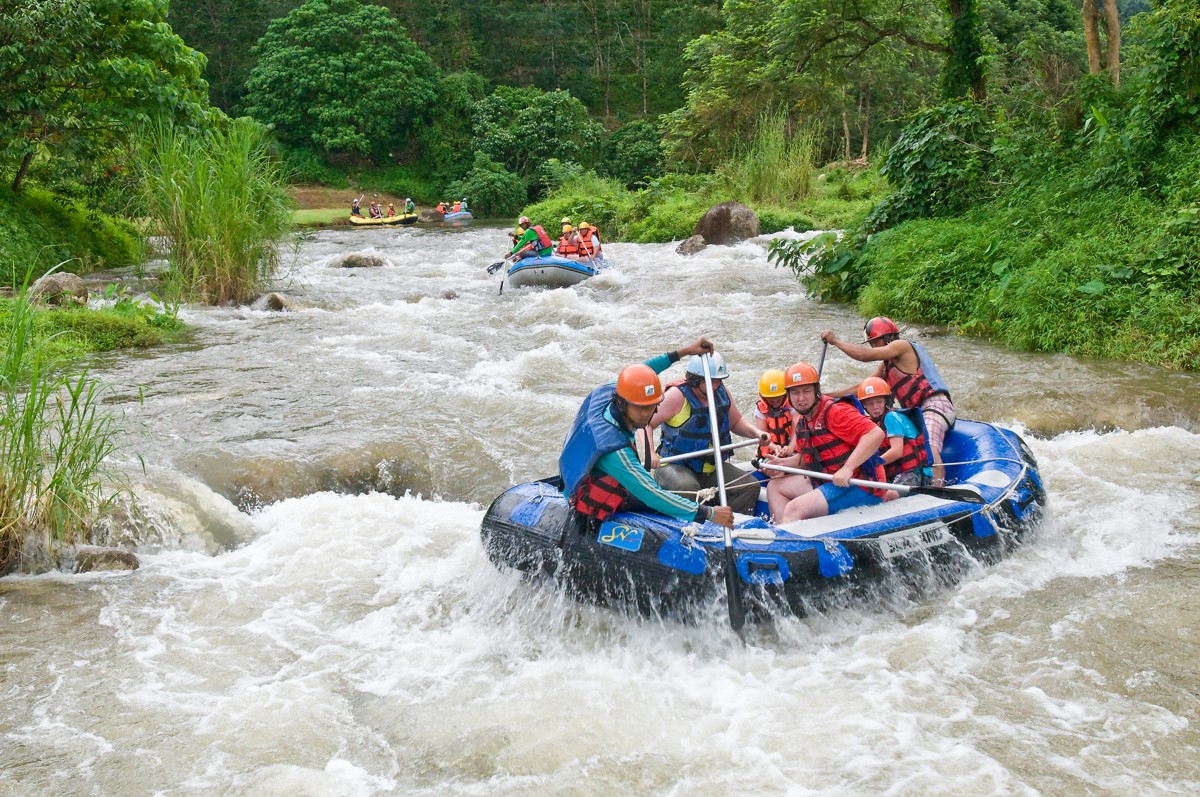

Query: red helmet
left=856, top=377, right=891, bottom=401
left=784, top=362, right=820, bottom=388
left=615, top=364, right=663, bottom=406
left=863, top=316, right=900, bottom=342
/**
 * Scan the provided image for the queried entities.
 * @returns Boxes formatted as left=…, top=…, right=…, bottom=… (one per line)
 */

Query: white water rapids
left=1, top=224, right=1198, bottom=796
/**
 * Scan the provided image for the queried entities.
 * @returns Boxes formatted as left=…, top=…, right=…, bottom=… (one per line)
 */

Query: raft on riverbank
left=480, top=419, right=1045, bottom=622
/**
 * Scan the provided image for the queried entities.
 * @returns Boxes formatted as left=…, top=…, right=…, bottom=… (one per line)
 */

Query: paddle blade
left=911, top=483, right=984, bottom=504
left=723, top=546, right=746, bottom=632
left=485, top=261, right=504, bottom=274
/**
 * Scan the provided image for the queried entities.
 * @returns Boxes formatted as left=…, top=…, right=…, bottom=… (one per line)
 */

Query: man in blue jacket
left=559, top=338, right=734, bottom=528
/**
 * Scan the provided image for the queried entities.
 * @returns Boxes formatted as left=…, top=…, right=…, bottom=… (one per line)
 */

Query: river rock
left=418, top=209, right=444, bottom=223
left=693, top=201, right=760, bottom=245
left=336, top=253, right=387, bottom=269
left=72, top=546, right=140, bottom=573
left=31, top=272, right=88, bottom=305
left=252, top=292, right=301, bottom=312
left=676, top=235, right=708, bottom=256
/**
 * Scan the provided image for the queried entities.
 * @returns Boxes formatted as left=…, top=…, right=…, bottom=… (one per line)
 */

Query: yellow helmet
left=759, top=369, right=787, bottom=398
left=561, top=216, right=572, bottom=225
left=562, top=224, right=573, bottom=232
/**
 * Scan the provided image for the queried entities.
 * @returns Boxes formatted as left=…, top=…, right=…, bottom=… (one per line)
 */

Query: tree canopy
left=0, top=0, right=212, bottom=192
left=243, top=0, right=438, bottom=162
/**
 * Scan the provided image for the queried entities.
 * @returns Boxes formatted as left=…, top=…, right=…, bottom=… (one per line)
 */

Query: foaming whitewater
left=2, top=225, right=1199, bottom=795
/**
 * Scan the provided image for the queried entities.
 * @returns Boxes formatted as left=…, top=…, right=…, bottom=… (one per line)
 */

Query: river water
left=2, top=225, right=1198, bottom=796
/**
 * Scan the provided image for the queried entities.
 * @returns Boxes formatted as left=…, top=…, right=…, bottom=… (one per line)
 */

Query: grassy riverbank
left=0, top=187, right=140, bottom=286
left=519, top=165, right=882, bottom=244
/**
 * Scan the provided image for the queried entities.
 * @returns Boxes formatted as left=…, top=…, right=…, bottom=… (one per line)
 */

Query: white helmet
left=686, top=352, right=729, bottom=379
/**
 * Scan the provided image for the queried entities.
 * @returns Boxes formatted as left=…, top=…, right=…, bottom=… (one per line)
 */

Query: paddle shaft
left=759, top=462, right=983, bottom=503
left=702, top=353, right=746, bottom=633
left=816, top=340, right=828, bottom=378
left=658, top=438, right=759, bottom=465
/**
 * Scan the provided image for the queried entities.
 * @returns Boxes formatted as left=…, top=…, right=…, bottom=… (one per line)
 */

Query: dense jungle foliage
left=3, top=0, right=1198, bottom=371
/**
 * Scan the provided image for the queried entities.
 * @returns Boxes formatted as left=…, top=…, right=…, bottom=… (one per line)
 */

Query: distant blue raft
left=442, top=211, right=473, bottom=226
left=480, top=419, right=1046, bottom=621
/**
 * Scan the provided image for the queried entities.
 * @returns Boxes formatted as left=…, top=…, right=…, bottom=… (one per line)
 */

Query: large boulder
left=693, top=201, right=760, bottom=245
left=418, top=209, right=444, bottom=223
left=675, top=235, right=708, bottom=256
left=335, top=253, right=387, bottom=269
left=72, top=546, right=140, bottom=573
left=31, top=272, right=88, bottom=306
left=252, top=292, right=302, bottom=312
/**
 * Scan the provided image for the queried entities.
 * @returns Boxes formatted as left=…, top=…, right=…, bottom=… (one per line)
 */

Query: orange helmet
left=863, top=316, right=900, bottom=342
left=784, top=362, right=820, bottom=388
left=615, top=364, right=663, bottom=406
left=856, top=377, right=891, bottom=401
left=759, top=369, right=787, bottom=398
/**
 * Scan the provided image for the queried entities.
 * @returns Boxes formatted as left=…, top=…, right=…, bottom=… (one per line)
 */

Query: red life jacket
left=571, top=473, right=628, bottom=520
left=795, top=396, right=886, bottom=494
left=578, top=229, right=600, bottom=257
left=557, top=235, right=580, bottom=255
left=882, top=357, right=936, bottom=410
left=532, top=225, right=552, bottom=251
left=756, top=398, right=792, bottom=457
left=875, top=408, right=931, bottom=482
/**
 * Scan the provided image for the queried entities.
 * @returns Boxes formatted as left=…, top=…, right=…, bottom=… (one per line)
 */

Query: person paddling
left=821, top=317, right=956, bottom=484
left=350, top=194, right=364, bottom=217
left=510, top=216, right=553, bottom=261
left=559, top=338, right=734, bottom=528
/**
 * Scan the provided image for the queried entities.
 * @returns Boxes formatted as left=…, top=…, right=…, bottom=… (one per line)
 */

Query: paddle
left=759, top=462, right=984, bottom=503
left=486, top=251, right=516, bottom=274
left=816, top=339, right=828, bottom=378
left=659, top=438, right=759, bottom=465
left=701, top=353, right=746, bottom=633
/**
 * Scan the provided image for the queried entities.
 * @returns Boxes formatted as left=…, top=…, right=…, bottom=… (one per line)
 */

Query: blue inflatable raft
left=506, top=254, right=599, bottom=289
left=480, top=419, right=1045, bottom=621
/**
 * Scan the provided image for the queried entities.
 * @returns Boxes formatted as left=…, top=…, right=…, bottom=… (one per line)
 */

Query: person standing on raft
left=559, top=338, right=734, bottom=528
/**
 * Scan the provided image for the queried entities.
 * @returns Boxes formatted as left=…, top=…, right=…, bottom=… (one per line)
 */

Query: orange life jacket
left=557, top=235, right=580, bottom=256
left=756, top=398, right=792, bottom=457
left=578, top=229, right=601, bottom=257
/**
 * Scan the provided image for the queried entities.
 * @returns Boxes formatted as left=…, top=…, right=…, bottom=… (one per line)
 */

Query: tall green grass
left=717, top=110, right=818, bottom=204
left=0, top=289, right=121, bottom=573
left=138, top=119, right=294, bottom=305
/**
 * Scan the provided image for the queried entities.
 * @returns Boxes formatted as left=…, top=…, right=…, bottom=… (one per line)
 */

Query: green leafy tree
left=472, top=86, right=605, bottom=190
left=604, top=120, right=664, bottom=188
left=243, top=0, right=438, bottom=162
left=167, top=0, right=299, bottom=113
left=418, top=71, right=487, bottom=183
left=0, top=0, right=211, bottom=192
left=445, top=153, right=526, bottom=218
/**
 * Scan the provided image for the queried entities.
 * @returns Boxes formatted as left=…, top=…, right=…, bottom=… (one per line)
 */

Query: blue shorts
left=817, top=482, right=883, bottom=514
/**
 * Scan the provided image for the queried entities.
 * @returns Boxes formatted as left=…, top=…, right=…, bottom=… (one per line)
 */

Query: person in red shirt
left=763, top=362, right=886, bottom=522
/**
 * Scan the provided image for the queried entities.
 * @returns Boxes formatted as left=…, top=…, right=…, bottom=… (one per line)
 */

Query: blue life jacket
left=909, top=340, right=952, bottom=399
left=559, top=384, right=634, bottom=499
left=658, top=383, right=731, bottom=474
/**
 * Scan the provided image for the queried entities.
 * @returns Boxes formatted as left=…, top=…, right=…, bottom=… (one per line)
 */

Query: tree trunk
left=860, top=89, right=871, bottom=162
left=1102, top=0, right=1121, bottom=87
left=1083, top=0, right=1102, bottom=75
left=841, top=105, right=851, bottom=164
left=11, top=151, right=34, bottom=193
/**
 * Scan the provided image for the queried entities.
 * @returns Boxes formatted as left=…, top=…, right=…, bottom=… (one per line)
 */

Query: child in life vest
left=857, top=377, right=933, bottom=487
left=753, top=368, right=796, bottom=463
